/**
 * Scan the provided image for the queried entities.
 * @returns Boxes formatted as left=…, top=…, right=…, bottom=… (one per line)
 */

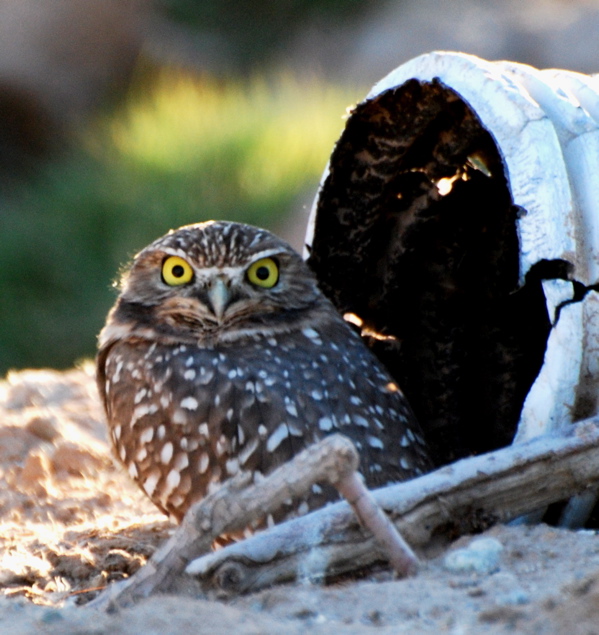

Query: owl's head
left=99, top=221, right=328, bottom=347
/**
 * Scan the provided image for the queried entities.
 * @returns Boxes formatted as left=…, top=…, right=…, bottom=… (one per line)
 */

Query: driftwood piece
left=334, top=471, right=419, bottom=576
left=186, top=418, right=599, bottom=595
left=87, top=434, right=416, bottom=610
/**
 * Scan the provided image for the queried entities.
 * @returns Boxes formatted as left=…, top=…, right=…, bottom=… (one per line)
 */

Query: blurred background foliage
left=1, top=0, right=599, bottom=375
left=0, top=68, right=359, bottom=373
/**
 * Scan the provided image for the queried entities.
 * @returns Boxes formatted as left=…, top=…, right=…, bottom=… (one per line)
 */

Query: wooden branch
left=334, top=471, right=418, bottom=576
left=185, top=418, right=599, bottom=596
left=87, top=433, right=415, bottom=610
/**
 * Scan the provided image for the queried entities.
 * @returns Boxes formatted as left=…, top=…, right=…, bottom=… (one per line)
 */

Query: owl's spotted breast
left=99, top=318, right=429, bottom=521
left=96, top=220, right=432, bottom=525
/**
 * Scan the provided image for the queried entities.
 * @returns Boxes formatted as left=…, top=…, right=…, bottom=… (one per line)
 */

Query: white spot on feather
left=143, top=472, right=160, bottom=497
left=367, top=435, right=384, bottom=449
left=267, top=423, right=289, bottom=453
left=161, top=442, right=174, bottom=464
left=181, top=396, right=199, bottom=410
left=113, top=359, right=123, bottom=383
left=226, top=458, right=239, bottom=475
left=216, top=435, right=229, bottom=456
left=165, top=468, right=181, bottom=494
left=285, top=401, right=298, bottom=417
left=198, top=368, right=215, bottom=385
left=318, top=417, right=333, bottom=431
left=174, top=453, right=189, bottom=471
left=239, top=438, right=259, bottom=465
left=353, top=415, right=369, bottom=428
left=198, top=453, right=210, bottom=473
left=298, top=501, right=310, bottom=516
left=131, top=404, right=152, bottom=426
left=302, top=327, right=323, bottom=345
left=172, top=410, right=187, bottom=425
left=140, top=427, right=154, bottom=444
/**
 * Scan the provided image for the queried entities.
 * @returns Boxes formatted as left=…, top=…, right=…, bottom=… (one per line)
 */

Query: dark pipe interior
left=307, top=79, right=551, bottom=467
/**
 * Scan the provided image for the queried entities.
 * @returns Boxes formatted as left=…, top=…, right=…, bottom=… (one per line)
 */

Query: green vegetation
left=0, top=71, right=361, bottom=374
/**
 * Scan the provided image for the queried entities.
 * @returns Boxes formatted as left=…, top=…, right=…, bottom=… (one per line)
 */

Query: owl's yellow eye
left=162, top=256, right=194, bottom=286
left=246, top=257, right=279, bottom=288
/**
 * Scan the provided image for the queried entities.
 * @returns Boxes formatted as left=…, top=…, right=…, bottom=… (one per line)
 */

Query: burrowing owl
left=96, top=221, right=431, bottom=523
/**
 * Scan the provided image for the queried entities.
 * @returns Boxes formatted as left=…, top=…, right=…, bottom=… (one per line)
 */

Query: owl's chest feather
left=98, top=323, right=430, bottom=520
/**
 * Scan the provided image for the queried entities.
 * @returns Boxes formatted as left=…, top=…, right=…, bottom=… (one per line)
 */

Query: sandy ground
left=2, top=366, right=599, bottom=633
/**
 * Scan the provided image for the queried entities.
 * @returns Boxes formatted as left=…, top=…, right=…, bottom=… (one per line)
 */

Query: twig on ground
left=89, top=419, right=599, bottom=606
left=186, top=418, right=599, bottom=596
left=87, top=433, right=416, bottom=610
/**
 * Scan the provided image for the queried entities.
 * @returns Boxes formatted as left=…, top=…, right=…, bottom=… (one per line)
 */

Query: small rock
left=496, top=589, right=530, bottom=606
left=478, top=605, right=526, bottom=625
left=0, top=427, right=38, bottom=463
left=26, top=415, right=60, bottom=442
left=50, top=442, right=103, bottom=477
left=293, top=608, right=318, bottom=620
left=444, top=537, right=504, bottom=574
left=19, top=452, right=51, bottom=496
left=365, top=609, right=383, bottom=624
left=40, top=609, right=64, bottom=624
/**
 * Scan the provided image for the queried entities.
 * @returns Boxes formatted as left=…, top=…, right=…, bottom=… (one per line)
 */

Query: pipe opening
left=308, top=79, right=552, bottom=466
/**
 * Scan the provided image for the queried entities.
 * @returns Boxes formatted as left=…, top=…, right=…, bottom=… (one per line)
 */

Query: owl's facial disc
left=109, top=223, right=326, bottom=346
left=157, top=249, right=284, bottom=333
left=159, top=270, right=242, bottom=327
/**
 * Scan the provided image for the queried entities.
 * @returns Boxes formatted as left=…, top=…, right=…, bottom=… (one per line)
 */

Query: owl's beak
left=207, top=278, right=230, bottom=320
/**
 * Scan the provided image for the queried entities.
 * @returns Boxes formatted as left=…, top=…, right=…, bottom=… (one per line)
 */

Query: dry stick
left=186, top=418, right=599, bottom=596
left=87, top=433, right=415, bottom=610
left=335, top=471, right=419, bottom=576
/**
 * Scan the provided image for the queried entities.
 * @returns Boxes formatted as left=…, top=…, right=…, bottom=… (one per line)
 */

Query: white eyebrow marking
left=191, top=250, right=284, bottom=280
left=246, top=248, right=284, bottom=263
left=162, top=247, right=192, bottom=261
